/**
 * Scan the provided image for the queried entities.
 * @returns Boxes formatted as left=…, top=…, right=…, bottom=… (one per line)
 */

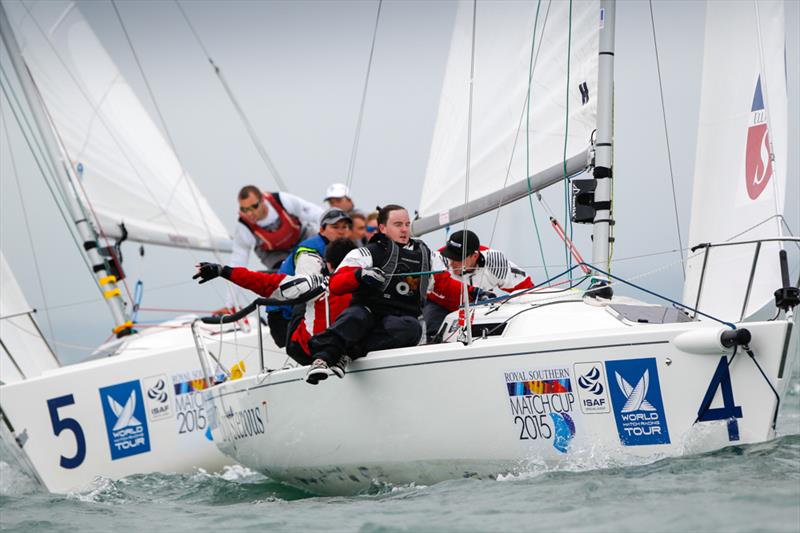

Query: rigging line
left=648, top=0, right=685, bottom=279
left=460, top=0, right=478, bottom=282
left=110, top=0, right=225, bottom=267
left=0, top=71, right=95, bottom=280
left=525, top=0, right=549, bottom=280
left=345, top=0, right=382, bottom=194
left=485, top=0, right=552, bottom=247
left=751, top=0, right=783, bottom=234
left=1, top=113, right=58, bottom=357
left=562, top=0, right=574, bottom=283
left=174, top=0, right=288, bottom=193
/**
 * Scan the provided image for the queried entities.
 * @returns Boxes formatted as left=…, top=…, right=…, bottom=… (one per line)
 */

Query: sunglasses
left=366, top=225, right=378, bottom=232
left=240, top=200, right=260, bottom=213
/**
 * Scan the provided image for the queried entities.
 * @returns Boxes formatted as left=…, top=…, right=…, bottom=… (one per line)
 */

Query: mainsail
left=414, top=0, right=599, bottom=234
left=683, top=0, right=788, bottom=322
left=3, top=0, right=230, bottom=251
left=0, top=252, right=59, bottom=384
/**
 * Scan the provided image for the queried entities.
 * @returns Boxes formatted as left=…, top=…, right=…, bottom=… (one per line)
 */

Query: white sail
left=3, top=0, right=231, bottom=251
left=0, top=252, right=59, bottom=383
left=418, top=0, right=599, bottom=222
left=683, top=0, right=788, bottom=322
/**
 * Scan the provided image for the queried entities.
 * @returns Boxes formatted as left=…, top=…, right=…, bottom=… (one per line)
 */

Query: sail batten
left=4, top=0, right=230, bottom=252
left=418, top=0, right=600, bottom=223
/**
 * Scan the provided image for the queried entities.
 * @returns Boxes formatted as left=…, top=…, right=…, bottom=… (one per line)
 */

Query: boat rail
left=190, top=288, right=324, bottom=389
left=690, top=237, right=800, bottom=321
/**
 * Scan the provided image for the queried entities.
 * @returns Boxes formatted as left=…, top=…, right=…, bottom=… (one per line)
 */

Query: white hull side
left=206, top=313, right=795, bottom=495
left=0, top=318, right=288, bottom=493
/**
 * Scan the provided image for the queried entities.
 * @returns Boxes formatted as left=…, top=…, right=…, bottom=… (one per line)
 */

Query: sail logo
left=143, top=374, right=173, bottom=422
left=605, top=358, right=670, bottom=446
left=574, top=362, right=610, bottom=414
left=745, top=76, right=773, bottom=200
left=99, top=380, right=151, bottom=460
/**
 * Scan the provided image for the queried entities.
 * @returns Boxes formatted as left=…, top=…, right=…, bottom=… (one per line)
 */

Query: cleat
left=330, top=355, right=351, bottom=379
left=306, top=359, right=333, bottom=385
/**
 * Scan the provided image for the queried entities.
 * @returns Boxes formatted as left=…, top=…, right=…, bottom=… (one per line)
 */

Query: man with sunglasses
left=231, top=185, right=324, bottom=272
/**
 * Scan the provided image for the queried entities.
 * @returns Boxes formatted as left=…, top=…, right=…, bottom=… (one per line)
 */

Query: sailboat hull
left=0, top=319, right=286, bottom=493
left=205, top=310, right=795, bottom=495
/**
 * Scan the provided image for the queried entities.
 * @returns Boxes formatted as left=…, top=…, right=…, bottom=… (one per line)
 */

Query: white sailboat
left=0, top=0, right=287, bottom=493
left=200, top=0, right=799, bottom=495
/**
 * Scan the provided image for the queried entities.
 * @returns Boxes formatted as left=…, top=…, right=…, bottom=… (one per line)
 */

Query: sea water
left=2, top=371, right=799, bottom=532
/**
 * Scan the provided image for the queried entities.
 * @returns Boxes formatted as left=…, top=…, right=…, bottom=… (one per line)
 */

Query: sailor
left=305, top=204, right=491, bottom=384
left=323, top=183, right=355, bottom=213
left=424, top=229, right=534, bottom=341
left=231, top=185, right=324, bottom=272
left=265, top=208, right=352, bottom=347
left=202, top=238, right=356, bottom=366
left=192, top=262, right=324, bottom=303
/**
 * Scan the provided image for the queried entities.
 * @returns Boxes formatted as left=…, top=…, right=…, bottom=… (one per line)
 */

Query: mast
left=590, top=0, right=615, bottom=297
left=0, top=4, right=132, bottom=337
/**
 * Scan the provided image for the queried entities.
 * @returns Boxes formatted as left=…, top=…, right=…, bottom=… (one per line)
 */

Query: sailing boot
left=330, top=355, right=352, bottom=379
left=305, top=358, right=334, bottom=385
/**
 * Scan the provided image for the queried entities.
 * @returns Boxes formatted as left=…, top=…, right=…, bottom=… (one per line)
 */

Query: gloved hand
left=356, top=267, right=386, bottom=287
left=212, top=306, right=235, bottom=316
left=193, top=262, right=228, bottom=284
left=279, top=274, right=327, bottom=300
left=471, top=287, right=497, bottom=302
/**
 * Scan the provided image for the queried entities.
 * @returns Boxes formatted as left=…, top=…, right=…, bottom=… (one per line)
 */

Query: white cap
left=324, top=183, right=350, bottom=200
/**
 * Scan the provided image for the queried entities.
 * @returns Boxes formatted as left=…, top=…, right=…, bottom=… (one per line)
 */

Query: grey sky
left=1, top=0, right=798, bottom=363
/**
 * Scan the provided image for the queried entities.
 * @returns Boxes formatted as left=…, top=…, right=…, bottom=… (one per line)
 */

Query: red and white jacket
left=436, top=246, right=534, bottom=293
left=226, top=267, right=349, bottom=356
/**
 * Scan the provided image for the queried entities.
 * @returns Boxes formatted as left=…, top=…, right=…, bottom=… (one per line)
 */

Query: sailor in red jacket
left=305, top=204, right=491, bottom=385
left=424, top=229, right=534, bottom=341
left=194, top=238, right=356, bottom=366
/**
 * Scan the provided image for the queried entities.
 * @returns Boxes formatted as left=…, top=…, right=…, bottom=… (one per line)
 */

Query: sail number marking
left=696, top=356, right=743, bottom=441
left=46, top=395, right=86, bottom=469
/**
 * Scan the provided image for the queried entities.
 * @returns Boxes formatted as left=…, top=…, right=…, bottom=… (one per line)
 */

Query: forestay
left=0, top=252, right=59, bottom=384
left=416, top=0, right=599, bottom=231
left=683, top=0, right=787, bottom=322
left=4, top=0, right=230, bottom=251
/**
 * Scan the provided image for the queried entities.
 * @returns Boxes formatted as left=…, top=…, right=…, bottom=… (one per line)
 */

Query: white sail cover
left=0, top=252, right=60, bottom=383
left=419, top=0, right=599, bottom=220
left=683, top=0, right=787, bottom=322
left=3, top=0, right=231, bottom=251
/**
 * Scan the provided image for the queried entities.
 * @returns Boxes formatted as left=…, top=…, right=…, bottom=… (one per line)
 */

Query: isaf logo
left=142, top=374, right=173, bottom=422
left=99, top=380, right=151, bottom=460
left=573, top=362, right=610, bottom=414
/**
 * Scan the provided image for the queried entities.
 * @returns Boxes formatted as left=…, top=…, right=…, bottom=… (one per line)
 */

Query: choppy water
left=2, top=374, right=799, bottom=533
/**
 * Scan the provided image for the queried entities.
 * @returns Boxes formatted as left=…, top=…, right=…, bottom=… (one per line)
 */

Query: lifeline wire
left=345, top=0, right=382, bottom=194
left=175, top=0, right=288, bottom=193
left=648, top=0, right=685, bottom=279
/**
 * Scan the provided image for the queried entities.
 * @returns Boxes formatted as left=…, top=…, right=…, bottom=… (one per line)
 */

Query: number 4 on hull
left=695, top=356, right=743, bottom=441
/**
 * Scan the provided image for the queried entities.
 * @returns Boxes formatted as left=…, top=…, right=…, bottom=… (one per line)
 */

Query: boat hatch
left=607, top=304, right=694, bottom=324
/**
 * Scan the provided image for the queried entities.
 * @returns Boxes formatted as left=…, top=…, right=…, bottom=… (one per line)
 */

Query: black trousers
left=266, top=310, right=290, bottom=348
left=422, top=300, right=451, bottom=342
left=307, top=304, right=422, bottom=365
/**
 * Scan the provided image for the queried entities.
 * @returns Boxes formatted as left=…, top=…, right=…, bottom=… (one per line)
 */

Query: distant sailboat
left=0, top=0, right=287, bottom=493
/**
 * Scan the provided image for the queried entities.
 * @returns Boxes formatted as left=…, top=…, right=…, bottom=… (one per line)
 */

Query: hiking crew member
left=266, top=208, right=352, bottom=347
left=305, top=205, right=485, bottom=384
left=197, top=239, right=356, bottom=366
left=231, top=185, right=324, bottom=272
left=424, top=229, right=534, bottom=341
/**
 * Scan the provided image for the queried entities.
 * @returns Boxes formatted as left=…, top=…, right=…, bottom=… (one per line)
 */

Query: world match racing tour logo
left=745, top=76, right=773, bottom=200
